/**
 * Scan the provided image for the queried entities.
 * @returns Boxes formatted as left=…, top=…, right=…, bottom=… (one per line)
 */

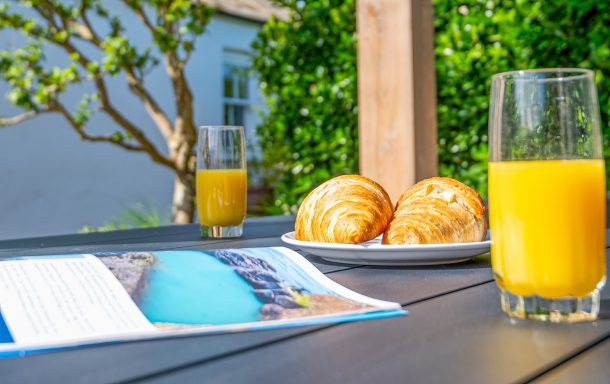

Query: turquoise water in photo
left=137, top=251, right=263, bottom=325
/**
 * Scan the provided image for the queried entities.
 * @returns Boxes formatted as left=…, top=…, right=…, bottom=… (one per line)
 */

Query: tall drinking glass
left=488, top=69, right=606, bottom=322
left=196, top=126, right=247, bottom=238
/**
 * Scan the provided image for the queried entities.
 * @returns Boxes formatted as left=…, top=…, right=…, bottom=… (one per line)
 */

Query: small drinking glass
left=196, top=126, right=247, bottom=238
left=488, top=68, right=606, bottom=322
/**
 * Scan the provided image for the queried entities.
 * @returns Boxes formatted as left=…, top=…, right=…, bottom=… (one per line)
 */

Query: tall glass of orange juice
left=489, top=69, right=606, bottom=322
left=196, top=126, right=247, bottom=238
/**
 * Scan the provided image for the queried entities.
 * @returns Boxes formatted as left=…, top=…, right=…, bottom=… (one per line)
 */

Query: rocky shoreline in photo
left=212, top=249, right=371, bottom=321
left=260, top=294, right=369, bottom=321
left=96, top=252, right=156, bottom=301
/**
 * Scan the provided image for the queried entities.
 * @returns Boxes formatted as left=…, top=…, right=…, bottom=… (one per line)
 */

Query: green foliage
left=253, top=0, right=357, bottom=215
left=78, top=203, right=170, bottom=233
left=254, top=0, right=610, bottom=210
left=0, top=0, right=212, bottom=130
left=433, top=0, right=515, bottom=196
left=435, top=0, right=610, bottom=195
left=509, top=0, right=610, bottom=180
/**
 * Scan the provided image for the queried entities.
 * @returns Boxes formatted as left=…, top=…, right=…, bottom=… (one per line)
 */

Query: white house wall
left=0, top=8, right=265, bottom=240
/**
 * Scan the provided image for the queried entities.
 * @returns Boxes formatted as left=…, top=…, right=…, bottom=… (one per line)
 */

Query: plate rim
left=280, top=231, right=491, bottom=252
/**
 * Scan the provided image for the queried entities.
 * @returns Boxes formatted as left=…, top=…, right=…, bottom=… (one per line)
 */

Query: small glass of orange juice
left=196, top=126, right=247, bottom=238
left=489, top=69, right=606, bottom=322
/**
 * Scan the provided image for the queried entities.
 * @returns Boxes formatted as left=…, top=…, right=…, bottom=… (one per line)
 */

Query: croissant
left=295, top=175, right=393, bottom=244
left=382, top=177, right=486, bottom=245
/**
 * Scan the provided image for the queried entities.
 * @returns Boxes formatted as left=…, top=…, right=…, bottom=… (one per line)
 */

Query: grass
left=79, top=203, right=171, bottom=233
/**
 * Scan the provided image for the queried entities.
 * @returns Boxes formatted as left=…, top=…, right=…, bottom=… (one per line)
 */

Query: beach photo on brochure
left=0, top=247, right=405, bottom=357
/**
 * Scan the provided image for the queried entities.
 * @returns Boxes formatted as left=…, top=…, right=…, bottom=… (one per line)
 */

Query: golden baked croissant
left=382, top=177, right=486, bottom=245
left=295, top=175, right=393, bottom=244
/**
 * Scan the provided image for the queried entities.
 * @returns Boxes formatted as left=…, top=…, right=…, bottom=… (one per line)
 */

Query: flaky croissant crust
left=295, top=175, right=393, bottom=244
left=382, top=177, right=487, bottom=245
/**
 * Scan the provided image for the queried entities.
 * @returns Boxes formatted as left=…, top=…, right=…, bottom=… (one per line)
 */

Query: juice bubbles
left=196, top=169, right=247, bottom=227
left=489, top=159, right=606, bottom=299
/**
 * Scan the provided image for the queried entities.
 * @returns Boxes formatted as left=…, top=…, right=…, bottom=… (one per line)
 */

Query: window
left=222, top=51, right=264, bottom=187
left=223, top=53, right=250, bottom=127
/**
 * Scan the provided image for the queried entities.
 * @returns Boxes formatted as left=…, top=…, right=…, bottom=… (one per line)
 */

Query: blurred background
left=0, top=0, right=608, bottom=239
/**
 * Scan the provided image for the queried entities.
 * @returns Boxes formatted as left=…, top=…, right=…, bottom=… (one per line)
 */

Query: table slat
left=532, top=335, right=610, bottom=383
left=141, top=281, right=610, bottom=384
left=0, top=216, right=295, bottom=251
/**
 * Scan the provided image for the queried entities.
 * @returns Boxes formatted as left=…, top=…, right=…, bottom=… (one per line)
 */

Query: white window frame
left=221, top=50, right=264, bottom=186
left=222, top=50, right=252, bottom=127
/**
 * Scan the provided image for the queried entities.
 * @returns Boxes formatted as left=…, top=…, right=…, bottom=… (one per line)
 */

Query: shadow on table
left=306, top=252, right=491, bottom=271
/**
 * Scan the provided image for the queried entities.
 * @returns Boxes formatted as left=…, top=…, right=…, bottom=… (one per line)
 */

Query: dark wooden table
left=0, top=216, right=608, bottom=384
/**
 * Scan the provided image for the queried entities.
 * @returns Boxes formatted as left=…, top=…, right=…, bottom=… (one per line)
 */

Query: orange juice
left=489, top=159, right=606, bottom=299
left=196, top=169, right=247, bottom=227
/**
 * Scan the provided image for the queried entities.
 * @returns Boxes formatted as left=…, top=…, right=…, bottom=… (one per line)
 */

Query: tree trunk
left=171, top=173, right=195, bottom=224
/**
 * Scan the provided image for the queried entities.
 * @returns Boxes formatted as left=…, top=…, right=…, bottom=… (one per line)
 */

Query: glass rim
left=198, top=125, right=244, bottom=131
left=491, top=68, right=594, bottom=82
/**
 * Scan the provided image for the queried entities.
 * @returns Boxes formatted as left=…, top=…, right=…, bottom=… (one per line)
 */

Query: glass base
left=499, top=288, right=601, bottom=323
left=200, top=224, right=243, bottom=238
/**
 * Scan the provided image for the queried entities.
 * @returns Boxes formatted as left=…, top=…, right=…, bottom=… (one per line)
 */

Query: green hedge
left=253, top=0, right=610, bottom=214
left=435, top=0, right=610, bottom=196
left=253, top=0, right=357, bottom=215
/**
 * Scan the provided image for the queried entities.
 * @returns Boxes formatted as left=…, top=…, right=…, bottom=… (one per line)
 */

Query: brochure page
left=0, top=247, right=406, bottom=357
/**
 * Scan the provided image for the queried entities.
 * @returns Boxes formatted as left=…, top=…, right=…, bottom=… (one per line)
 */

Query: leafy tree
left=0, top=0, right=212, bottom=224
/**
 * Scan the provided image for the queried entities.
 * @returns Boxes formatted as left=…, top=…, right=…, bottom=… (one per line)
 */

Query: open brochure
left=0, top=247, right=405, bottom=357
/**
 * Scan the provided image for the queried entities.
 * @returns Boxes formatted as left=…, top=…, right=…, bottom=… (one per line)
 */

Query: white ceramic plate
left=281, top=232, right=491, bottom=266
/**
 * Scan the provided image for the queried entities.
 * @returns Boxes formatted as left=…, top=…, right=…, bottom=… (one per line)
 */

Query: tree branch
left=123, top=69, right=175, bottom=140
left=28, top=6, right=176, bottom=169
left=76, top=3, right=103, bottom=45
left=160, top=6, right=196, bottom=171
left=164, top=56, right=197, bottom=172
left=126, top=2, right=190, bottom=68
left=97, top=91, right=176, bottom=169
left=48, top=5, right=175, bottom=141
left=38, top=0, right=102, bottom=46
left=55, top=102, right=148, bottom=153
left=122, top=1, right=196, bottom=170
left=182, top=49, right=194, bottom=67
left=0, top=110, right=41, bottom=126
left=125, top=1, right=156, bottom=36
